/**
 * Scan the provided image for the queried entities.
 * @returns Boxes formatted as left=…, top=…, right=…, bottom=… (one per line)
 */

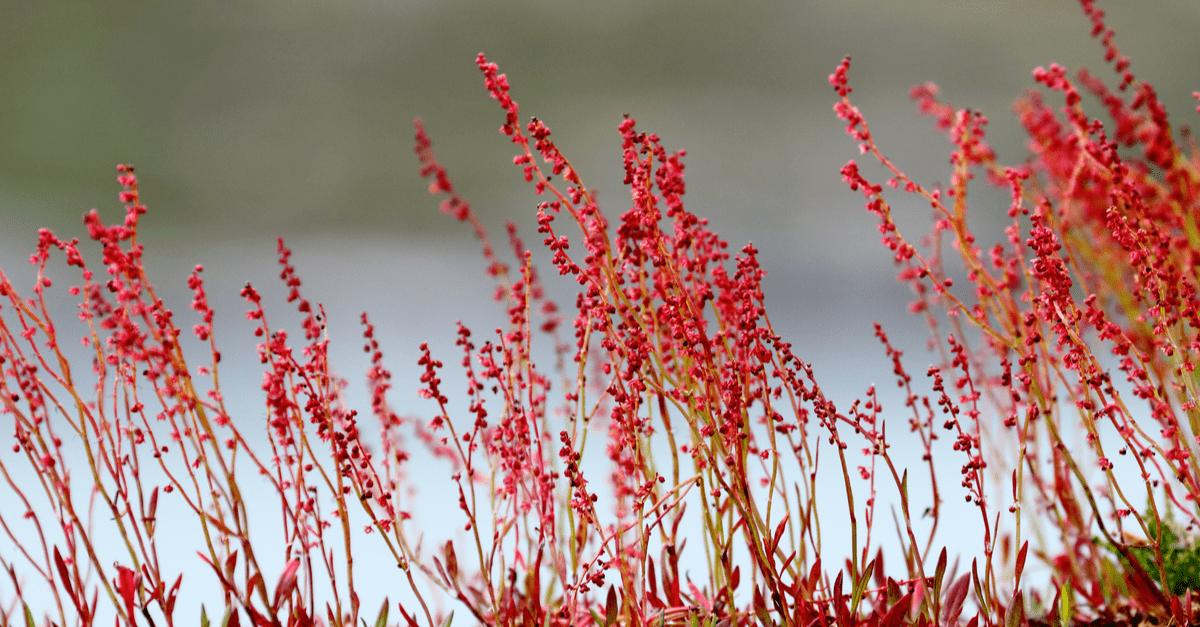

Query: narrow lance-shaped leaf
left=851, top=558, right=876, bottom=613
left=940, top=573, right=971, bottom=626
left=1004, top=590, right=1024, bottom=627
left=1013, top=540, right=1029, bottom=589
left=272, top=558, right=301, bottom=612
left=1059, top=579, right=1074, bottom=627
left=374, top=598, right=389, bottom=627
left=605, top=586, right=618, bottom=627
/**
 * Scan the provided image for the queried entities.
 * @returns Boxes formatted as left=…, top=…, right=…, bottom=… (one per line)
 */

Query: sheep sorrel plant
left=1, top=1, right=1198, bottom=626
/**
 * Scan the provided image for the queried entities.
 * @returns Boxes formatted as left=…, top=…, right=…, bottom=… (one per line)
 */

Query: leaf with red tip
left=431, top=556, right=449, bottom=587
left=971, top=560, right=985, bottom=618
left=444, top=541, right=458, bottom=582
left=373, top=597, right=390, bottom=627
left=752, top=587, right=771, bottom=627
left=1004, top=591, right=1024, bottom=627
left=886, top=577, right=903, bottom=607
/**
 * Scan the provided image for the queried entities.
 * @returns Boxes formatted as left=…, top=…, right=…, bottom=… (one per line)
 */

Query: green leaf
left=201, top=606, right=210, bottom=627
left=851, top=559, right=875, bottom=613
left=932, top=547, right=947, bottom=599
left=1004, top=590, right=1024, bottom=627
left=374, top=598, right=390, bottom=627
left=589, top=610, right=604, bottom=627
left=24, top=604, right=35, bottom=627
left=1059, top=579, right=1073, bottom=627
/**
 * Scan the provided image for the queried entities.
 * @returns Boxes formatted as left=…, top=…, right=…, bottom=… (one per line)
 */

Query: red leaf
left=782, top=551, right=798, bottom=585
left=245, top=605, right=273, bottom=627
left=273, top=558, right=301, bottom=612
left=771, top=513, right=789, bottom=553
left=834, top=570, right=852, bottom=627
left=247, top=572, right=264, bottom=599
left=113, top=564, right=140, bottom=622
left=397, top=604, right=420, bottom=627
left=604, top=586, right=618, bottom=627
left=1013, top=541, right=1029, bottom=588
left=146, top=486, right=159, bottom=535
left=431, top=556, right=449, bottom=587
left=753, top=588, right=771, bottom=627
left=911, top=577, right=925, bottom=622
left=731, top=565, right=741, bottom=591
left=940, top=574, right=971, bottom=626
left=879, top=592, right=912, bottom=627
left=444, top=541, right=458, bottom=582
left=291, top=605, right=313, bottom=627
left=164, top=574, right=183, bottom=616
left=53, top=548, right=77, bottom=605
left=225, top=551, right=239, bottom=581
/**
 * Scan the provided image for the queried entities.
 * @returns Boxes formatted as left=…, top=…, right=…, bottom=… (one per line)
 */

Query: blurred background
left=2, top=0, right=1200, bottom=617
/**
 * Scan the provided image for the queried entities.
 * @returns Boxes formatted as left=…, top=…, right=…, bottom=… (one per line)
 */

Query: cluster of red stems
left=3, top=2, right=1200, bottom=626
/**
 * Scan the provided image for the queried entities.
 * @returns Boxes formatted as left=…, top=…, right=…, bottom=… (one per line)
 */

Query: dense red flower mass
left=1, top=2, right=1198, bottom=627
